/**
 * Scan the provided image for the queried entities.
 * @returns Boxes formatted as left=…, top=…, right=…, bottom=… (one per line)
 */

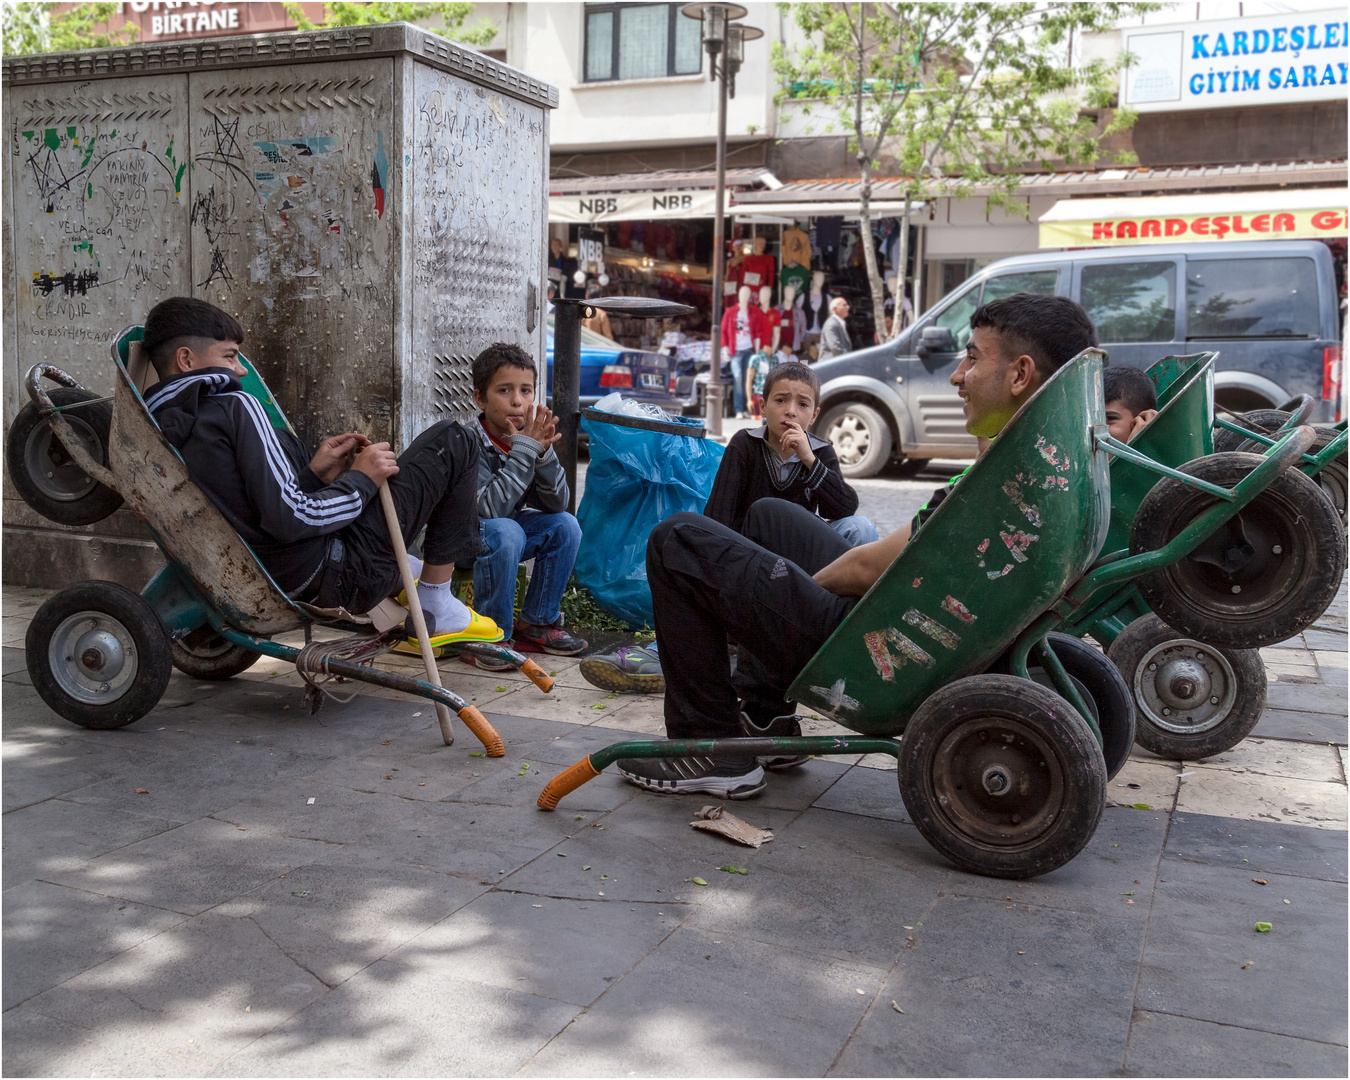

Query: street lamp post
left=682, top=3, right=758, bottom=438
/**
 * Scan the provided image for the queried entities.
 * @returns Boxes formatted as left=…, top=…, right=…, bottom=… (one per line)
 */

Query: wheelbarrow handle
left=1274, top=394, right=1316, bottom=427
left=24, top=363, right=84, bottom=415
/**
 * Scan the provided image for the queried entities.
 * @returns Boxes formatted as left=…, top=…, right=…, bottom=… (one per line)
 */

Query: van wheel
left=820, top=402, right=892, bottom=479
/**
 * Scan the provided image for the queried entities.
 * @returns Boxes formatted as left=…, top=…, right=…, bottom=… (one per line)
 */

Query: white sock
left=413, top=577, right=471, bottom=636
left=406, top=554, right=424, bottom=580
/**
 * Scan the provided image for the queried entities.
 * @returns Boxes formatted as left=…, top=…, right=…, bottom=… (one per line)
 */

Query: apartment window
left=584, top=3, right=702, bottom=82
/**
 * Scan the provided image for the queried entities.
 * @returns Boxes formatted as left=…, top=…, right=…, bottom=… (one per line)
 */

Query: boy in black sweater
left=704, top=361, right=877, bottom=545
left=578, top=362, right=876, bottom=697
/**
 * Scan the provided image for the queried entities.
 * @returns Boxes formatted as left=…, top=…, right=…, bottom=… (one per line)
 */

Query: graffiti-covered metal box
left=2, top=24, right=556, bottom=586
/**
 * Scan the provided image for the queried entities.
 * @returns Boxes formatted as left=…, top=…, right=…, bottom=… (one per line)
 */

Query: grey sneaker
left=617, top=755, right=765, bottom=799
left=579, top=645, right=665, bottom=694
left=740, top=712, right=809, bottom=772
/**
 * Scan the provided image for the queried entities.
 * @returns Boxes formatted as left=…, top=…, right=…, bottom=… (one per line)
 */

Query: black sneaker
left=616, top=755, right=766, bottom=799
left=739, top=712, right=809, bottom=772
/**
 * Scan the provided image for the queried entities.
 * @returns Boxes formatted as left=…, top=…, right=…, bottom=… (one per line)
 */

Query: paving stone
left=1164, top=812, right=1347, bottom=882
left=322, top=795, right=579, bottom=883
left=943, top=806, right=1167, bottom=921
left=3, top=1005, right=200, bottom=1080
left=1124, top=1009, right=1349, bottom=1077
left=450, top=747, right=639, bottom=813
left=520, top=925, right=885, bottom=1077
left=500, top=795, right=796, bottom=904
left=387, top=890, right=675, bottom=1006
left=217, top=861, right=489, bottom=987
left=3, top=881, right=186, bottom=1010
left=1265, top=681, right=1349, bottom=715
left=686, top=808, right=948, bottom=967
left=2, top=796, right=184, bottom=885
left=1251, top=706, right=1347, bottom=745
left=2, top=738, right=160, bottom=815
left=830, top=894, right=1142, bottom=1077
left=1137, top=861, right=1347, bottom=1044
left=811, top=762, right=910, bottom=822
left=18, top=911, right=328, bottom=1074
left=1303, top=629, right=1349, bottom=652
left=1109, top=759, right=1179, bottom=811
left=1188, top=738, right=1344, bottom=783
left=40, top=816, right=330, bottom=916
left=1176, top=769, right=1346, bottom=830
left=212, top=961, right=578, bottom=1077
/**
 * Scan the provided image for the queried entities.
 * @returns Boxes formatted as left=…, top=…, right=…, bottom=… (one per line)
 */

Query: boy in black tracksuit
left=141, top=297, right=495, bottom=640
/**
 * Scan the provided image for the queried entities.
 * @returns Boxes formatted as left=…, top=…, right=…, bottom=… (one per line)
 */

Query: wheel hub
left=981, top=764, right=1012, bottom=796
left=49, top=611, right=139, bottom=705
left=25, top=417, right=102, bottom=502
left=1135, top=638, right=1236, bottom=735
left=826, top=415, right=869, bottom=466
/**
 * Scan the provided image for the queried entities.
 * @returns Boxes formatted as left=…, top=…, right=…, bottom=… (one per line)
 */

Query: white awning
left=729, top=200, right=927, bottom=220
left=549, top=189, right=718, bottom=223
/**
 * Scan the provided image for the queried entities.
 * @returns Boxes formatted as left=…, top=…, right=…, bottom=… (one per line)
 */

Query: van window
left=1080, top=261, right=1176, bottom=342
left=928, top=269, right=1060, bottom=350
left=1186, top=258, right=1320, bottom=339
left=982, top=270, right=1060, bottom=303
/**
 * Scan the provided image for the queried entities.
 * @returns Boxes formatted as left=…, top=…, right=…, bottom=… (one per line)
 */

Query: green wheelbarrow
left=536, top=349, right=1335, bottom=879
left=1060, top=352, right=1347, bottom=759
left=7, top=326, right=557, bottom=751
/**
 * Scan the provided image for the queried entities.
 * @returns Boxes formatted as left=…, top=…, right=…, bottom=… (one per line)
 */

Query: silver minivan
left=812, top=240, right=1343, bottom=477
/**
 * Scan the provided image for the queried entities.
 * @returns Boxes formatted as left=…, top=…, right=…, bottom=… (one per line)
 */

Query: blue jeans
left=474, top=510, right=582, bottom=631
left=730, top=348, right=752, bottom=415
left=828, top=514, right=880, bottom=547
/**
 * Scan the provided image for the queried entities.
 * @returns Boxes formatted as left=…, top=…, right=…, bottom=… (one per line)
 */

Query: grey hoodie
left=466, top=416, right=570, bottom=519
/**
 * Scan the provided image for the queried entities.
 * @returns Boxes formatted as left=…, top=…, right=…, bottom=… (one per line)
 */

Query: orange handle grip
left=457, top=705, right=505, bottom=757
left=536, top=757, right=600, bottom=810
left=519, top=658, right=554, bottom=693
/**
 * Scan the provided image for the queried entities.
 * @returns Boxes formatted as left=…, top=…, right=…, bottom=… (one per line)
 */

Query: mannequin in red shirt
left=720, top=284, right=768, bottom=417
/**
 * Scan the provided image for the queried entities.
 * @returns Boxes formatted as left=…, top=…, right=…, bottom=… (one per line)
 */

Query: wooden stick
left=378, top=483, right=456, bottom=746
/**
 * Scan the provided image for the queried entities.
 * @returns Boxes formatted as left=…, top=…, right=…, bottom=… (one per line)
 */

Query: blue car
left=544, top=314, right=683, bottom=413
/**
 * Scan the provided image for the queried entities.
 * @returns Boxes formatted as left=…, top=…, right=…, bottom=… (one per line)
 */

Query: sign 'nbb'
left=549, top=189, right=717, bottom=224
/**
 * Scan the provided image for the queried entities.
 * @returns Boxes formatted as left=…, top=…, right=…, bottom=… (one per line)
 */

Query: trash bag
left=575, top=397, right=724, bottom=628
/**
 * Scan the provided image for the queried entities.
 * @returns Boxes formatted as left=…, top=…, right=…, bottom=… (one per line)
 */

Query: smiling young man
left=619, top=293, right=1098, bottom=799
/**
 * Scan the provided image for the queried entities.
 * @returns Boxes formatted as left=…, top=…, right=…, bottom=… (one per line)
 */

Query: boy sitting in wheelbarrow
left=141, top=296, right=498, bottom=641
left=621, top=293, right=1099, bottom=799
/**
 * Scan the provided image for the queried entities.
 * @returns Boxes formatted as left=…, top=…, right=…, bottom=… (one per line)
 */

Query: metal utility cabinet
left=2, top=24, right=556, bottom=588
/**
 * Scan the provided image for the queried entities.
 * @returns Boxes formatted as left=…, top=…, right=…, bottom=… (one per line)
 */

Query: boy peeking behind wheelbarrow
left=619, top=293, right=1099, bottom=800
left=141, top=296, right=498, bottom=645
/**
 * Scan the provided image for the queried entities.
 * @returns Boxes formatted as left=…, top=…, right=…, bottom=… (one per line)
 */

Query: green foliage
left=284, top=1, right=497, bottom=47
left=3, top=2, right=138, bottom=55
left=558, top=578, right=638, bottom=633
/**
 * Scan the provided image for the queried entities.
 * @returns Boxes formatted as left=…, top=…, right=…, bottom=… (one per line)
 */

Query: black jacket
left=147, top=368, right=377, bottom=593
left=704, top=427, right=860, bottom=534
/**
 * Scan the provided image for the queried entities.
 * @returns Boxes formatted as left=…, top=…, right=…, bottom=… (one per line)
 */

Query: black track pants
left=647, top=511, right=857, bottom=739
left=313, top=421, right=481, bottom=613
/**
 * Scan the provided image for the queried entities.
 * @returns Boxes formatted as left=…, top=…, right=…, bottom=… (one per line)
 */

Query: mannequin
left=776, top=283, right=798, bottom=353
left=719, top=283, right=759, bottom=418
left=792, top=287, right=808, bottom=355
left=807, top=270, right=826, bottom=335
left=759, top=284, right=780, bottom=354
left=740, top=235, right=776, bottom=294
left=724, top=241, right=748, bottom=298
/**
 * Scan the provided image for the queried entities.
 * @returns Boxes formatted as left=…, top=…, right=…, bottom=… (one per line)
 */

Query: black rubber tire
left=1108, top=613, right=1266, bottom=760
left=1130, top=452, right=1346, bottom=649
left=1212, top=409, right=1292, bottom=454
left=1299, top=426, right=1347, bottom=527
left=26, top=581, right=172, bottom=730
left=170, top=626, right=261, bottom=680
left=984, top=633, right=1135, bottom=782
left=898, top=674, right=1106, bottom=880
left=819, top=401, right=893, bottom=479
left=5, top=388, right=123, bottom=526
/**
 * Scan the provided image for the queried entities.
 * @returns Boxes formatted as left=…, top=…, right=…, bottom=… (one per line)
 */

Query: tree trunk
left=888, top=187, right=913, bottom=340
left=858, top=169, right=887, bottom=346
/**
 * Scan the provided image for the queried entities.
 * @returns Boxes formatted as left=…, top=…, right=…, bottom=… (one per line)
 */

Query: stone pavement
left=3, top=577, right=1347, bottom=1078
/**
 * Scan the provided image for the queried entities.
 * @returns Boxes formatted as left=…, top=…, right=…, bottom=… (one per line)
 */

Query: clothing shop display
left=781, top=226, right=811, bottom=268
left=739, top=252, right=776, bottom=293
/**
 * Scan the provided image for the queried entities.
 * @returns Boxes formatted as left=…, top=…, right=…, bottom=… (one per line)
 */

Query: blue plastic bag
left=574, top=410, right=724, bottom=629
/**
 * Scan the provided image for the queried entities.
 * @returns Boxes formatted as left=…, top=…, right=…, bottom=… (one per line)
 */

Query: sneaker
left=740, top=711, right=809, bottom=772
left=459, top=643, right=516, bottom=672
left=579, top=645, right=664, bottom=694
left=514, top=616, right=587, bottom=656
left=617, top=755, right=765, bottom=799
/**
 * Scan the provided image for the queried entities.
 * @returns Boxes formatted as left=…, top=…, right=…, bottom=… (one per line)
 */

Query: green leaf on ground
left=1131, top=803, right=1152, bottom=810
left=686, top=876, right=708, bottom=886
left=717, top=865, right=749, bottom=875
left=1255, top=922, right=1272, bottom=932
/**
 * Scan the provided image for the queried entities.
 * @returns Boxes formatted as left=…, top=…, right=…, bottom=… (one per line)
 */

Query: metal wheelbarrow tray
left=12, top=327, right=556, bottom=756
left=535, top=349, right=1335, bottom=880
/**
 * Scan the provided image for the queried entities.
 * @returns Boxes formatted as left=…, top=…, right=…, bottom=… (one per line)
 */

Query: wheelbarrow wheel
left=1130, top=452, right=1346, bottom=649
left=26, top=581, right=172, bottom=729
left=170, top=626, right=261, bottom=680
left=1108, top=613, right=1265, bottom=760
left=1212, top=409, right=1292, bottom=454
left=5, top=388, right=123, bottom=526
left=1223, top=422, right=1348, bottom=526
left=985, top=633, right=1135, bottom=781
left=898, top=675, right=1106, bottom=880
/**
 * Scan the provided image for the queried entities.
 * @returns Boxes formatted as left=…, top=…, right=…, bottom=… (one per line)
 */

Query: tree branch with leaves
left=3, top=2, right=138, bottom=55
left=773, top=2, right=1157, bottom=341
left=284, top=2, right=497, bottom=47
